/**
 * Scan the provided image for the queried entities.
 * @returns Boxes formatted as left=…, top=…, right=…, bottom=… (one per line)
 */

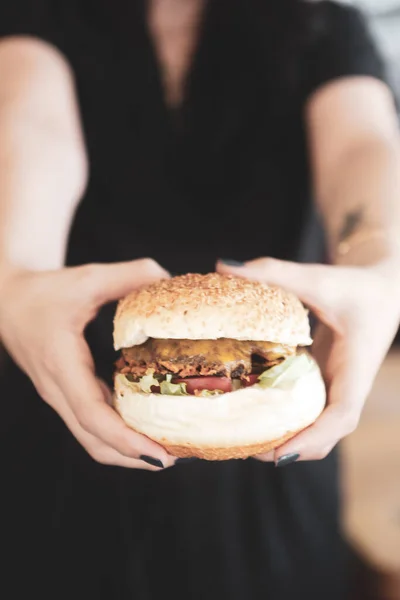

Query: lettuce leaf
left=258, top=354, right=314, bottom=389
left=196, top=389, right=224, bottom=397
left=138, top=370, right=160, bottom=393
left=121, top=371, right=188, bottom=395
left=159, top=374, right=188, bottom=396
left=117, top=373, right=141, bottom=393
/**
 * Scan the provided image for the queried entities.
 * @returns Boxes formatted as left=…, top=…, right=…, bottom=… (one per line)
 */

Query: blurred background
left=351, top=0, right=400, bottom=97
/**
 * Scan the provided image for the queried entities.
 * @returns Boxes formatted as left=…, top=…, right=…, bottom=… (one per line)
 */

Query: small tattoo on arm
left=339, top=207, right=365, bottom=242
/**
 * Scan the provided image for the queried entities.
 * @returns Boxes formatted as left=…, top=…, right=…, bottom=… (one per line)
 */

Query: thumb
left=80, top=258, right=170, bottom=306
left=217, top=257, right=343, bottom=329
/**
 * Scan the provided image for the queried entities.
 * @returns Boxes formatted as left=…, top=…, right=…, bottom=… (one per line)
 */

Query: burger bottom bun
left=156, top=431, right=301, bottom=461
left=113, top=358, right=326, bottom=461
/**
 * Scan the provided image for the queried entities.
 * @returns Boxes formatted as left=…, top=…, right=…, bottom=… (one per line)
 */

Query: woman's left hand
left=217, top=257, right=400, bottom=463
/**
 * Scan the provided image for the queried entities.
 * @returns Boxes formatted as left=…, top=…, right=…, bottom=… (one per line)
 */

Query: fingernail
left=219, top=259, right=245, bottom=267
left=140, top=455, right=164, bottom=468
left=175, top=457, right=199, bottom=465
left=276, top=453, right=300, bottom=467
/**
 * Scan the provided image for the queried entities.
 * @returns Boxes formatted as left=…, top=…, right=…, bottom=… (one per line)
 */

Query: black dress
left=0, top=2, right=388, bottom=599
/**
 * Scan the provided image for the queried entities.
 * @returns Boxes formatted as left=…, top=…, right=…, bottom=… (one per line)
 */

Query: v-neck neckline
left=140, top=0, right=213, bottom=121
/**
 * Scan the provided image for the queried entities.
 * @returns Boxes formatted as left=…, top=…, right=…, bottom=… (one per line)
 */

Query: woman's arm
left=305, top=76, right=400, bottom=269
left=217, top=77, right=400, bottom=464
left=0, top=37, right=174, bottom=470
left=0, top=36, right=88, bottom=273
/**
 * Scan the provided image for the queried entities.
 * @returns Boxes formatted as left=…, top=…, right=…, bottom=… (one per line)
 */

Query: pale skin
left=1, top=0, right=400, bottom=469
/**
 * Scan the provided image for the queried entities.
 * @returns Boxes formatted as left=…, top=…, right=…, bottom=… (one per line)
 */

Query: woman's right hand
left=0, top=258, right=176, bottom=470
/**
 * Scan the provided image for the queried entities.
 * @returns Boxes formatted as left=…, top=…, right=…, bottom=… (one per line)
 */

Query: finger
left=94, top=378, right=177, bottom=467
left=87, top=449, right=168, bottom=470
left=310, top=324, right=335, bottom=383
left=252, top=450, right=275, bottom=462
left=273, top=406, right=345, bottom=463
left=71, top=421, right=171, bottom=469
left=77, top=258, right=170, bottom=307
left=55, top=390, right=171, bottom=470
left=97, top=377, right=113, bottom=407
left=52, top=334, right=173, bottom=466
left=274, top=341, right=368, bottom=463
left=217, top=257, right=345, bottom=330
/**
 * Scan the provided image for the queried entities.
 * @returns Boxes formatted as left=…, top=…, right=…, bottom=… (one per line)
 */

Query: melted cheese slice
left=122, top=338, right=295, bottom=369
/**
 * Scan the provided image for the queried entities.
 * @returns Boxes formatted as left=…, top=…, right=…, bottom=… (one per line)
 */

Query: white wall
left=350, top=0, right=400, bottom=97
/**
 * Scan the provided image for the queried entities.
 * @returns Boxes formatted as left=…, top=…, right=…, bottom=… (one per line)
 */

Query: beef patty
left=117, top=338, right=296, bottom=379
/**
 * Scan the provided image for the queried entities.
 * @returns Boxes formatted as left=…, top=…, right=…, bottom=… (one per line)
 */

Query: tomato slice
left=172, top=376, right=232, bottom=395
left=242, top=374, right=260, bottom=387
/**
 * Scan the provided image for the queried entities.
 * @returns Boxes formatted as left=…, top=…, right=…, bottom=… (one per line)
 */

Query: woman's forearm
left=306, top=78, right=400, bottom=271
left=0, top=37, right=87, bottom=275
left=316, top=138, right=400, bottom=268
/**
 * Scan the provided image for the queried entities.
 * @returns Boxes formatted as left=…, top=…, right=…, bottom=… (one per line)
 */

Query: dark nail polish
left=276, top=453, right=300, bottom=467
left=219, top=259, right=245, bottom=267
left=175, top=457, right=199, bottom=465
left=140, top=455, right=164, bottom=468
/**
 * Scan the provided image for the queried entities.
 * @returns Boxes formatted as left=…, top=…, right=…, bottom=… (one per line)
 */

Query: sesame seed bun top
left=113, top=273, right=312, bottom=350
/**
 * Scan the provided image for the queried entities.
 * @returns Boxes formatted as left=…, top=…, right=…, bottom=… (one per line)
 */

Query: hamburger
left=112, top=273, right=326, bottom=460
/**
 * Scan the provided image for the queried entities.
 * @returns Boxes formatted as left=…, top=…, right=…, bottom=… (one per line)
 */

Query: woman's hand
left=217, top=257, right=400, bottom=464
left=0, top=258, right=176, bottom=470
